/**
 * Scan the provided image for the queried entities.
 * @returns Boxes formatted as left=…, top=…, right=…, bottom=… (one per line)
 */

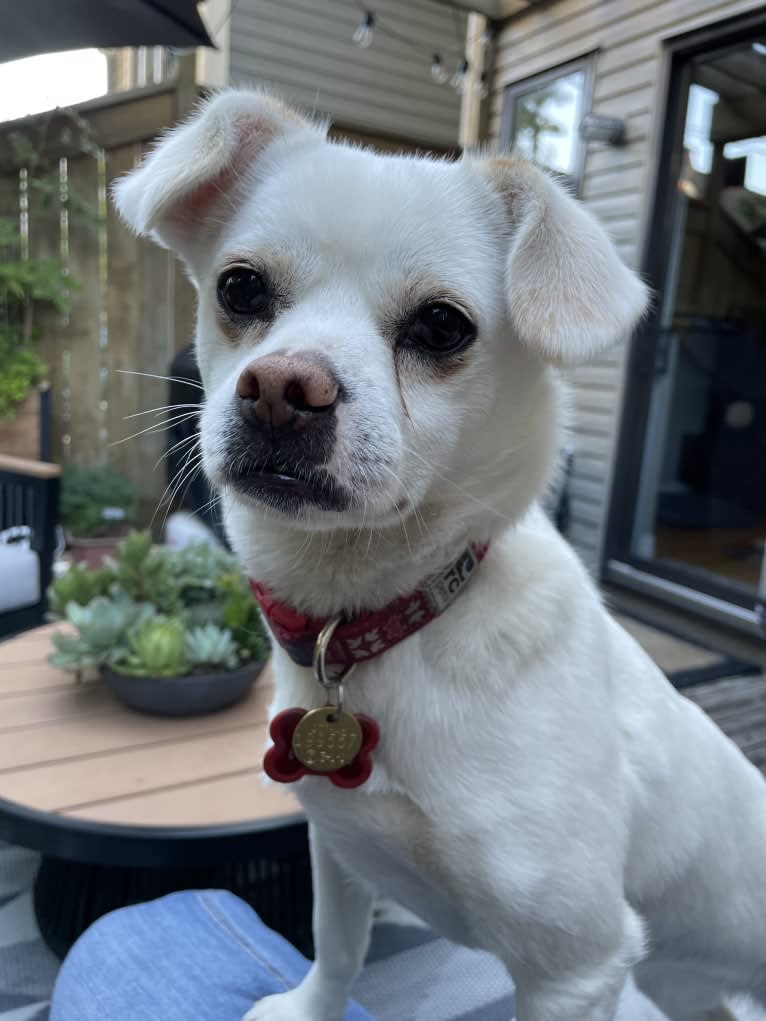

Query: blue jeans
left=50, top=890, right=375, bottom=1021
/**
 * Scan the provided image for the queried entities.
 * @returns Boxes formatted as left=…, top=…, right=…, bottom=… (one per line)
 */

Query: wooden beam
left=0, top=454, right=60, bottom=478
left=0, top=84, right=201, bottom=172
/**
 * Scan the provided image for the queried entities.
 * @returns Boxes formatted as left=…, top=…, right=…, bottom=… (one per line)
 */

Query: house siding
left=229, top=0, right=467, bottom=147
left=488, top=0, right=764, bottom=570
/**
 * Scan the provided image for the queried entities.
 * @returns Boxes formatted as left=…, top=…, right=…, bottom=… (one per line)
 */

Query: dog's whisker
left=115, top=369, right=205, bottom=391
left=123, top=402, right=201, bottom=420
left=190, top=487, right=222, bottom=522
left=400, top=442, right=518, bottom=524
left=161, top=446, right=204, bottom=509
left=110, top=411, right=200, bottom=447
left=154, top=432, right=200, bottom=472
left=160, top=458, right=205, bottom=533
left=150, top=445, right=205, bottom=530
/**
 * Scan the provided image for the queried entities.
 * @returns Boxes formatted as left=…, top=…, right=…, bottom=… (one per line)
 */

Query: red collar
left=250, top=542, right=489, bottom=669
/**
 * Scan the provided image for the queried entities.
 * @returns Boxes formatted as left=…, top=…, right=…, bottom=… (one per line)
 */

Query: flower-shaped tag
left=264, top=707, right=379, bottom=788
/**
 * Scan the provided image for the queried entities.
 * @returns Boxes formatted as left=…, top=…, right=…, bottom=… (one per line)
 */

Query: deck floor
left=684, top=672, right=766, bottom=774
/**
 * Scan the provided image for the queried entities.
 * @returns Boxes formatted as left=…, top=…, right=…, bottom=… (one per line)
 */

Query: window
left=500, top=58, right=594, bottom=194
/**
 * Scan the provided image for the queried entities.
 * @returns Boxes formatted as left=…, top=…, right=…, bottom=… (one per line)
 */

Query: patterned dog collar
left=250, top=542, right=489, bottom=668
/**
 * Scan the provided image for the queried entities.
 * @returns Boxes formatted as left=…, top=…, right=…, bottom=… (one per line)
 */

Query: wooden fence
left=0, top=68, right=199, bottom=522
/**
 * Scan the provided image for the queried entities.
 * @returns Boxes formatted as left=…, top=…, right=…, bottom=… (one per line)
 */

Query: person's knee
left=51, top=893, right=194, bottom=1020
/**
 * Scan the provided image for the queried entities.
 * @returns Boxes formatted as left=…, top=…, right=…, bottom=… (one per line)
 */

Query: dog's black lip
left=225, top=462, right=351, bottom=513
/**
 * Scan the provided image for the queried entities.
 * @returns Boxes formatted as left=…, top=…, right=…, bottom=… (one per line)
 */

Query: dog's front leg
left=508, top=903, right=653, bottom=1021
left=243, top=823, right=375, bottom=1021
left=513, top=966, right=629, bottom=1021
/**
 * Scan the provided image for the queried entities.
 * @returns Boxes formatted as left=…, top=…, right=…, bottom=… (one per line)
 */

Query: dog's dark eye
left=217, top=267, right=272, bottom=319
left=399, top=303, right=476, bottom=357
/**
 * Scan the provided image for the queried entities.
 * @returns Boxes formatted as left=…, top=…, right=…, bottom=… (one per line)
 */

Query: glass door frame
left=602, top=7, right=766, bottom=640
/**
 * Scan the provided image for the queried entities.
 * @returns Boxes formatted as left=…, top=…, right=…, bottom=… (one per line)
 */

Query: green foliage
left=0, top=111, right=97, bottom=421
left=513, top=83, right=568, bottom=165
left=47, top=561, right=113, bottom=616
left=218, top=570, right=270, bottom=663
left=0, top=253, right=70, bottom=311
left=109, top=530, right=176, bottom=608
left=47, top=532, right=269, bottom=681
left=60, top=464, right=136, bottom=538
left=185, top=624, right=240, bottom=671
left=0, top=346, right=46, bottom=420
left=0, top=213, right=69, bottom=421
left=120, top=617, right=190, bottom=677
left=49, top=593, right=152, bottom=674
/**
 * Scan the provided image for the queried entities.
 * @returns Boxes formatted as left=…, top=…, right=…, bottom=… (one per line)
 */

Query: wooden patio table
left=0, top=624, right=309, bottom=957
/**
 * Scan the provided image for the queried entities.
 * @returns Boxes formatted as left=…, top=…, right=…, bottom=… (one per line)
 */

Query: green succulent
left=46, top=532, right=270, bottom=682
left=48, top=632, right=104, bottom=676
left=185, top=624, right=240, bottom=671
left=181, top=601, right=226, bottom=630
left=48, top=562, right=114, bottom=616
left=120, top=617, right=190, bottom=677
left=110, top=530, right=178, bottom=610
left=218, top=571, right=269, bottom=662
left=50, top=593, right=151, bottom=675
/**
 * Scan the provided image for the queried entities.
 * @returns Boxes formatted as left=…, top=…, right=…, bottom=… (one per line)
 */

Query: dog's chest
left=270, top=646, right=493, bottom=945
left=300, top=779, right=480, bottom=945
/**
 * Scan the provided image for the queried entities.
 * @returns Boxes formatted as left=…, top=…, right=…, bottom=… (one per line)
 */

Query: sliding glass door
left=606, top=13, right=766, bottom=638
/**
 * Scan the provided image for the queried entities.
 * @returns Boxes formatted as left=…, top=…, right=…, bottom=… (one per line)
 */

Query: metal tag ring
left=313, top=614, right=356, bottom=690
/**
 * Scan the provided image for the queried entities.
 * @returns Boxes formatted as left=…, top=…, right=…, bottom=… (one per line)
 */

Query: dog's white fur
left=115, top=90, right=766, bottom=1021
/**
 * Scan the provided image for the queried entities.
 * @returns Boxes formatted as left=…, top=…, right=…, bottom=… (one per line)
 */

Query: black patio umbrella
left=0, top=1, right=215, bottom=64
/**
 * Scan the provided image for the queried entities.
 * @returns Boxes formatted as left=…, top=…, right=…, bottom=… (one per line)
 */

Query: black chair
left=0, top=454, right=61, bottom=638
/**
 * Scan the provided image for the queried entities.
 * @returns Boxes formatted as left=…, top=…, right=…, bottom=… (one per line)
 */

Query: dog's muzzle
left=223, top=352, right=351, bottom=513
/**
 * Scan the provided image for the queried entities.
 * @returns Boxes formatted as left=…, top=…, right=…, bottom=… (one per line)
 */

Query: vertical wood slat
left=105, top=157, right=198, bottom=519
left=1, top=83, right=200, bottom=525
left=26, top=160, right=65, bottom=463
left=136, top=239, right=178, bottom=516
left=62, top=155, right=103, bottom=466
left=104, top=143, right=142, bottom=486
left=0, top=170, right=20, bottom=254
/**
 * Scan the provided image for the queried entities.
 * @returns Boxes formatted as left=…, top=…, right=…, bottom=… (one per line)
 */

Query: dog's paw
left=242, top=990, right=332, bottom=1021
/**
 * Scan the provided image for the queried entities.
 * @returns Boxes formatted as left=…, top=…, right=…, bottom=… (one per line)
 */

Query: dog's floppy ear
left=113, top=89, right=324, bottom=260
left=482, top=157, right=649, bottom=364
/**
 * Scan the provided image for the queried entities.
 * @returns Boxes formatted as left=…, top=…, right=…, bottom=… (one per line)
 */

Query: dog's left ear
left=481, top=157, right=649, bottom=364
left=113, top=89, right=324, bottom=264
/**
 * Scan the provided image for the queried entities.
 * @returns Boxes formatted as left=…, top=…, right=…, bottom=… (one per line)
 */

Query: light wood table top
left=0, top=624, right=303, bottom=864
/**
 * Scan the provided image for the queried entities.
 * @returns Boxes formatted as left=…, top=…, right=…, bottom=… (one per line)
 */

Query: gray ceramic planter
left=101, top=660, right=264, bottom=717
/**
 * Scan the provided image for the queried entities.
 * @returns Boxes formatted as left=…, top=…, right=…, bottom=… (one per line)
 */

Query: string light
left=450, top=59, right=469, bottom=94
left=431, top=52, right=449, bottom=85
left=349, top=5, right=492, bottom=102
left=353, top=12, right=375, bottom=49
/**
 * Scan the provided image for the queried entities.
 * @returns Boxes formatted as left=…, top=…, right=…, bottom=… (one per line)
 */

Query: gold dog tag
left=291, top=707, right=363, bottom=772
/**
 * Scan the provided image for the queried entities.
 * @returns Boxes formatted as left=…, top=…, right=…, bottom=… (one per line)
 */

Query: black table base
left=34, top=846, right=314, bottom=960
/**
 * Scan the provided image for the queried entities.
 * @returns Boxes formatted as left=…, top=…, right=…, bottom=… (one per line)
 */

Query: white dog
left=115, top=90, right=766, bottom=1021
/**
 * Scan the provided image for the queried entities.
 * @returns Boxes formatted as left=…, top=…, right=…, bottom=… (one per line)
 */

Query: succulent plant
left=48, top=632, right=103, bottom=676
left=47, top=562, right=113, bottom=616
left=185, top=624, right=240, bottom=671
left=120, top=617, right=190, bottom=677
left=49, top=593, right=151, bottom=675
left=219, top=570, right=270, bottom=662
left=47, top=532, right=269, bottom=681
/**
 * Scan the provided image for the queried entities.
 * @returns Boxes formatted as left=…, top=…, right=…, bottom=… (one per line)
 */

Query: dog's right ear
left=113, top=89, right=324, bottom=262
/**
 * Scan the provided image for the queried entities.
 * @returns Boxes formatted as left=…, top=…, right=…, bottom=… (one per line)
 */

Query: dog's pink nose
left=236, top=354, right=339, bottom=428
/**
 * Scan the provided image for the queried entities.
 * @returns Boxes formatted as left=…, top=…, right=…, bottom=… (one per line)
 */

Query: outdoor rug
left=0, top=841, right=56, bottom=1021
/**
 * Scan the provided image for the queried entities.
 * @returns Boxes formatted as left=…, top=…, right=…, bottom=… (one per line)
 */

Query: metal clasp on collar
left=312, top=614, right=356, bottom=717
